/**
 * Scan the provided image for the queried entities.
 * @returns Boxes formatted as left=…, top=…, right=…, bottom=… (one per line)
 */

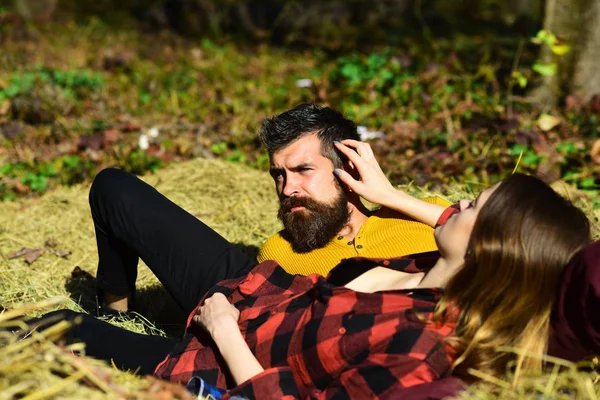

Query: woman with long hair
left=23, top=140, right=591, bottom=399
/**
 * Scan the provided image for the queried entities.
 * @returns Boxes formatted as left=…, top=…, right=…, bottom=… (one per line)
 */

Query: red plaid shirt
left=154, top=206, right=460, bottom=399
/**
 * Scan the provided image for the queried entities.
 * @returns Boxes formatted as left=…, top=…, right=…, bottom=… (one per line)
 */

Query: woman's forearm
left=213, top=323, right=265, bottom=385
left=379, top=189, right=446, bottom=228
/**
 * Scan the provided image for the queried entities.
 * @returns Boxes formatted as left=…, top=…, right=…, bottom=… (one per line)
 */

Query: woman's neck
left=415, top=257, right=463, bottom=289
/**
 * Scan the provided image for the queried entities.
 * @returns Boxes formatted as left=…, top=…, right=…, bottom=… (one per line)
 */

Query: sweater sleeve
left=548, top=240, right=600, bottom=362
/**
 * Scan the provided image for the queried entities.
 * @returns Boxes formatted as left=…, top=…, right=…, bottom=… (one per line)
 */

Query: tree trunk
left=530, top=0, right=600, bottom=109
left=572, top=0, right=600, bottom=101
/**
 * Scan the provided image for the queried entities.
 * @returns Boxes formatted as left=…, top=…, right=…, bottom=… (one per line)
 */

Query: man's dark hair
left=259, top=103, right=360, bottom=168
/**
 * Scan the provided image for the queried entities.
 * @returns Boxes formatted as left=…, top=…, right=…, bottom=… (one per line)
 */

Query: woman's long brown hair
left=435, top=174, right=591, bottom=381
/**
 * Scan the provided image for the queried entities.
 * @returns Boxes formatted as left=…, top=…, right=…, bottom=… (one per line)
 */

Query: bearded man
left=91, top=104, right=448, bottom=316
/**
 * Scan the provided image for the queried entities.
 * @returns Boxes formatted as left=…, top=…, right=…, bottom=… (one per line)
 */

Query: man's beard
left=277, top=190, right=350, bottom=253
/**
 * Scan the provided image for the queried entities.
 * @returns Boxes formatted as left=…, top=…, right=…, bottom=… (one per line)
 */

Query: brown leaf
left=78, top=133, right=104, bottom=151
left=45, top=238, right=57, bottom=248
left=50, top=249, right=72, bottom=258
left=8, top=247, right=31, bottom=259
left=536, top=159, right=561, bottom=183
left=591, top=139, right=600, bottom=164
left=122, top=122, right=140, bottom=132
left=565, top=94, right=583, bottom=113
left=0, top=101, right=10, bottom=115
left=14, top=182, right=29, bottom=194
left=590, top=94, right=600, bottom=114
left=24, top=248, right=44, bottom=264
left=103, top=129, right=121, bottom=143
left=8, top=247, right=45, bottom=264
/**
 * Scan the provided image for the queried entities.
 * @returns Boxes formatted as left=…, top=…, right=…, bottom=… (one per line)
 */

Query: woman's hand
left=333, top=140, right=397, bottom=206
left=335, top=139, right=447, bottom=227
left=192, top=292, right=240, bottom=337
left=193, top=292, right=265, bottom=385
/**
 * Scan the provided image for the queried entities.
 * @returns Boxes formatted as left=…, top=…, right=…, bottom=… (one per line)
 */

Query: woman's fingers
left=339, top=139, right=375, bottom=158
left=334, top=141, right=361, bottom=162
left=334, top=168, right=361, bottom=192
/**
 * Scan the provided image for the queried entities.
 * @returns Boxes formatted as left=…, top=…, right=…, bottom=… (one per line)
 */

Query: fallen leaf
left=591, top=94, right=600, bottom=114
left=25, top=248, right=44, bottom=264
left=45, top=238, right=57, bottom=248
left=103, top=129, right=120, bottom=143
left=537, top=113, right=561, bottom=131
left=122, top=122, right=140, bottom=132
left=14, top=182, right=29, bottom=194
left=50, top=249, right=72, bottom=258
left=536, top=159, right=561, bottom=183
left=78, top=133, right=104, bottom=151
left=8, top=247, right=31, bottom=259
left=8, top=247, right=45, bottom=264
left=591, top=139, right=600, bottom=164
left=0, top=101, right=10, bottom=115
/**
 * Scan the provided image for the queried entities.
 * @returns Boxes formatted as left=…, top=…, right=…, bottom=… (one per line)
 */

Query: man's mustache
left=279, top=196, right=319, bottom=214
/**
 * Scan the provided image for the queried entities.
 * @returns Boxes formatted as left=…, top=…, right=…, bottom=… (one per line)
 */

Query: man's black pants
left=90, top=167, right=257, bottom=316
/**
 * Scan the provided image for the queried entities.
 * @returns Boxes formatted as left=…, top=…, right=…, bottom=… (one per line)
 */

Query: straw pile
left=0, top=157, right=598, bottom=399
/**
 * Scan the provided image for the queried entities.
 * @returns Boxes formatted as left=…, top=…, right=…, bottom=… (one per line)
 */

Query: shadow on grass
left=64, top=242, right=260, bottom=337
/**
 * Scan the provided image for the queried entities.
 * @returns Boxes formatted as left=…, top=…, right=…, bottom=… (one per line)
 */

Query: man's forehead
left=270, top=134, right=326, bottom=166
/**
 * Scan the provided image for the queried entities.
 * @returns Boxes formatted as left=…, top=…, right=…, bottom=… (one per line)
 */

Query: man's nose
left=281, top=175, right=300, bottom=197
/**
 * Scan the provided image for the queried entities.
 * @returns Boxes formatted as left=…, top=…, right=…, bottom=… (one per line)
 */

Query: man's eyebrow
left=290, top=162, right=314, bottom=171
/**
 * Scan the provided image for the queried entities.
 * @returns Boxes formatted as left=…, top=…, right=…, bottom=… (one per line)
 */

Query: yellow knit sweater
left=257, top=197, right=451, bottom=276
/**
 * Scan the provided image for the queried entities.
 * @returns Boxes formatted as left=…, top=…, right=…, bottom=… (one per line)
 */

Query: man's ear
left=343, top=159, right=360, bottom=180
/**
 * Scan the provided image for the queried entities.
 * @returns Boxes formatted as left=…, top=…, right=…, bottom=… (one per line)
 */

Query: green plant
left=0, top=68, right=104, bottom=103
left=21, top=172, right=48, bottom=193
left=119, top=150, right=163, bottom=175
left=508, top=144, right=543, bottom=169
left=531, top=30, right=570, bottom=77
left=58, top=155, right=95, bottom=185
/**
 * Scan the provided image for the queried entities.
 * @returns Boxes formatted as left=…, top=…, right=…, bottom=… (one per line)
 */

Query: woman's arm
left=333, top=140, right=446, bottom=227
left=193, top=293, right=264, bottom=385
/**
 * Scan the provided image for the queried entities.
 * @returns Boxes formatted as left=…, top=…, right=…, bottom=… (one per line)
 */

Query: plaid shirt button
left=338, top=327, right=346, bottom=334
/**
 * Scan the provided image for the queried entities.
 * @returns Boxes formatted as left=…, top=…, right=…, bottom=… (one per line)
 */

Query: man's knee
left=89, top=168, right=134, bottom=208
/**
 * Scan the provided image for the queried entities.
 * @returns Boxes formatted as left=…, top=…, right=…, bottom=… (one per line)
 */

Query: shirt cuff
left=224, top=367, right=300, bottom=400
left=435, top=204, right=460, bottom=228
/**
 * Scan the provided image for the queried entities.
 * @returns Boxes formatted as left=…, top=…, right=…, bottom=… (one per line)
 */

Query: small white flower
left=138, top=134, right=149, bottom=150
left=148, top=127, right=160, bottom=138
left=357, top=126, right=385, bottom=141
left=296, top=78, right=313, bottom=88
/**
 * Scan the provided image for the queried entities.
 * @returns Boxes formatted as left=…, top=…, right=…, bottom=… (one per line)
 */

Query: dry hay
left=0, top=157, right=599, bottom=399
left=0, top=158, right=280, bottom=398
left=0, top=158, right=281, bottom=319
left=0, top=299, right=198, bottom=400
